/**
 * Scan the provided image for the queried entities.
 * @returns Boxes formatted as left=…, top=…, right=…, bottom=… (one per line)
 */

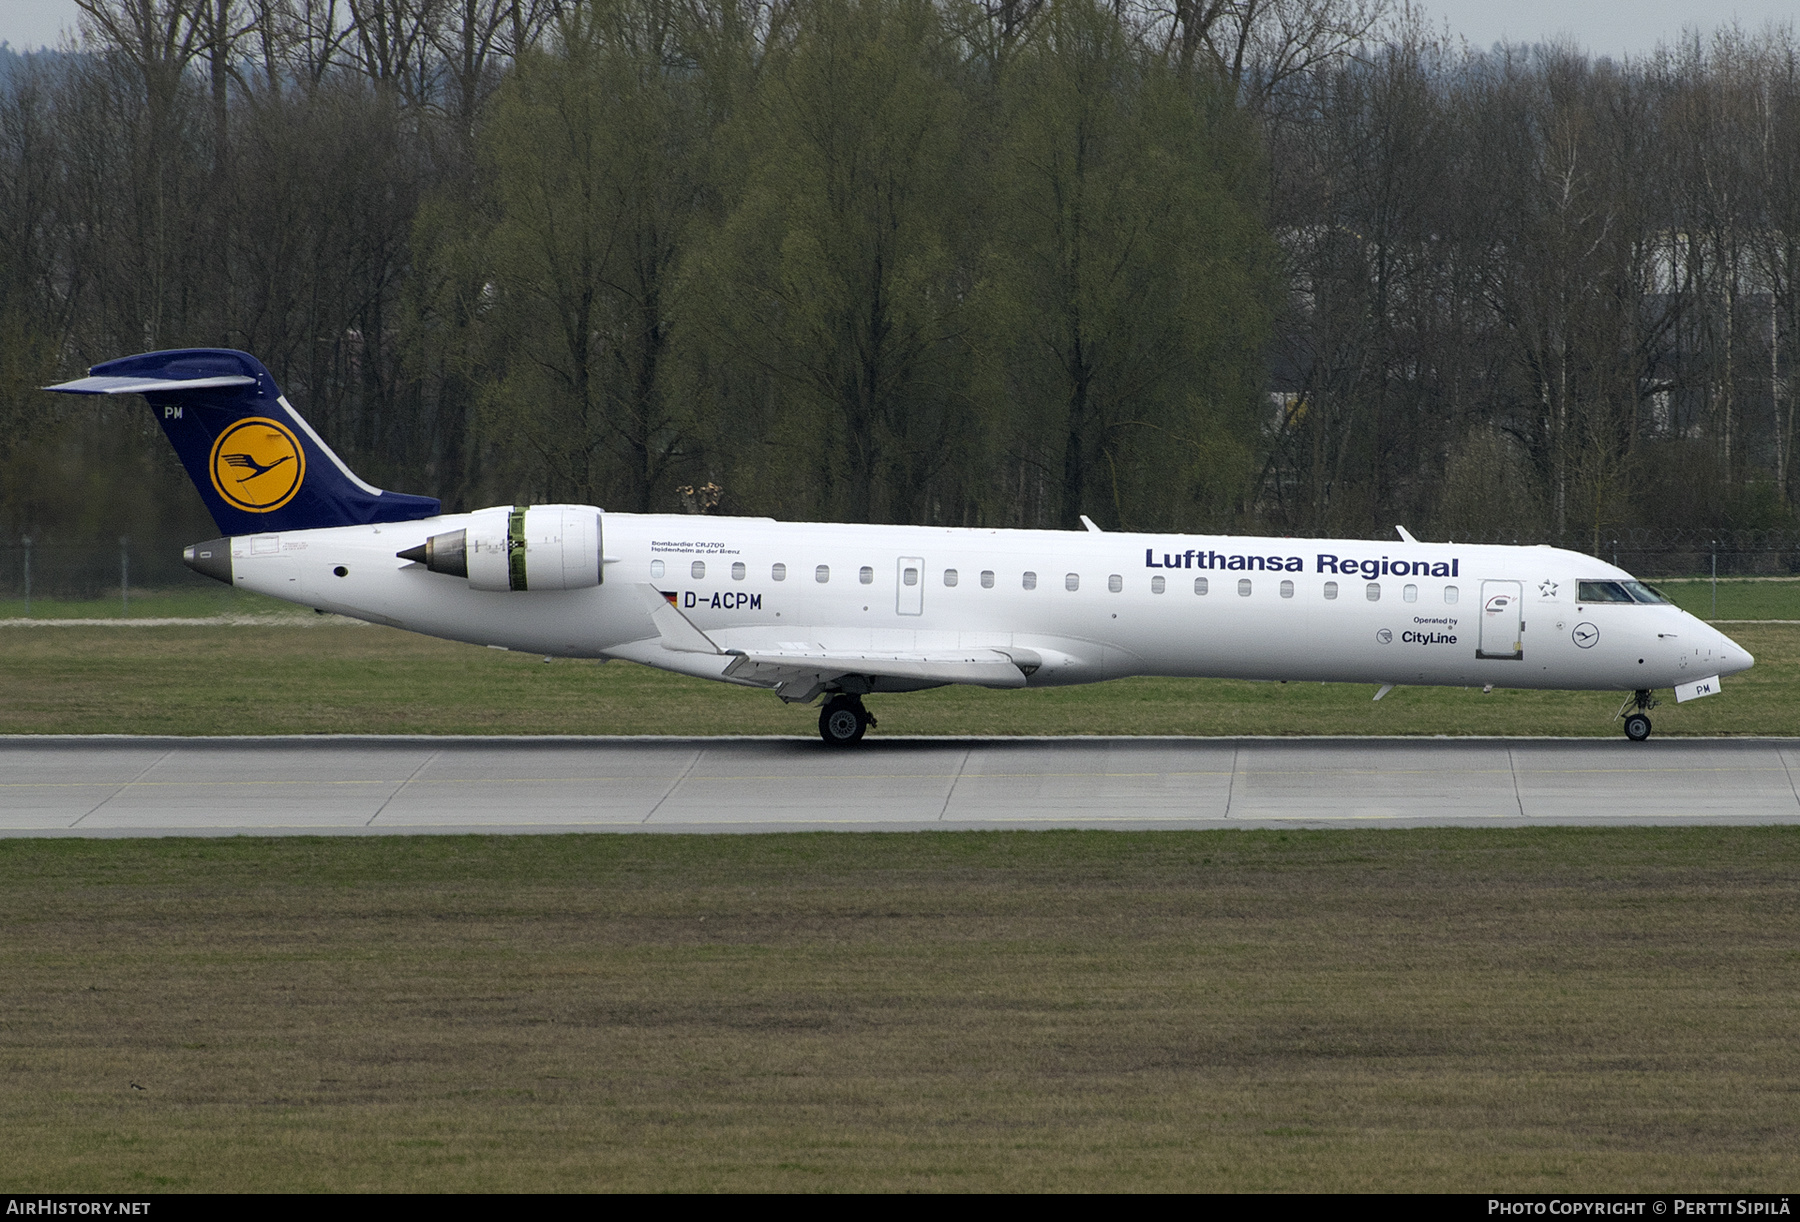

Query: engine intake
left=398, top=504, right=602, bottom=592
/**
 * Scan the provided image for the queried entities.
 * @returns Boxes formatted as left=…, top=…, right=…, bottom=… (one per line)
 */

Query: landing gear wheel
left=819, top=695, right=872, bottom=747
left=1615, top=689, right=1660, bottom=740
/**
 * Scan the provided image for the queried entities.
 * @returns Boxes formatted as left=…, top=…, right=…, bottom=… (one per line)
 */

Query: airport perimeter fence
left=2, top=527, right=1797, bottom=611
left=0, top=537, right=203, bottom=611
left=1440, top=528, right=1800, bottom=580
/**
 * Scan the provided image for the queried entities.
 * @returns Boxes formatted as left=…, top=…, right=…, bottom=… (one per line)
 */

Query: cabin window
left=1152, top=576, right=1166, bottom=594
left=1403, top=583, right=1417, bottom=602
left=1108, top=574, right=1122, bottom=593
left=691, top=561, right=705, bottom=579
left=1023, top=571, right=1037, bottom=590
left=1065, top=573, right=1080, bottom=591
left=1195, top=577, right=1209, bottom=595
left=1324, top=581, right=1338, bottom=600
left=904, top=567, right=919, bottom=586
left=1280, top=580, right=1294, bottom=598
left=1444, top=585, right=1458, bottom=604
left=732, top=561, right=746, bottom=581
left=772, top=563, right=786, bottom=581
left=650, top=559, right=664, bottom=579
left=816, top=565, right=830, bottom=583
left=980, top=570, right=995, bottom=588
left=1366, top=582, right=1381, bottom=601
left=1238, top=578, right=1252, bottom=597
left=859, top=566, right=874, bottom=585
left=944, top=569, right=958, bottom=587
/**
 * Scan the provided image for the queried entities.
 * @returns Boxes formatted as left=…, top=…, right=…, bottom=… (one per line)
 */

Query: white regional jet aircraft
left=50, top=349, right=1754, bottom=745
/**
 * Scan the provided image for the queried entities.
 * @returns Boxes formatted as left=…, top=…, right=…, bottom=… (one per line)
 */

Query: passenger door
left=1478, top=581, right=1523, bottom=660
left=896, top=556, right=924, bottom=616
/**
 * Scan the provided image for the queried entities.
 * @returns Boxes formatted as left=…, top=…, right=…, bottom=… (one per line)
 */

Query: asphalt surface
left=3, top=736, right=1798, bottom=835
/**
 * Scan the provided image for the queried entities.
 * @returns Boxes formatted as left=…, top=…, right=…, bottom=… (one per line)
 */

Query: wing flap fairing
left=722, top=649, right=1028, bottom=690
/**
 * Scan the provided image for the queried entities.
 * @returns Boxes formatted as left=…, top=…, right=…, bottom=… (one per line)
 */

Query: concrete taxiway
left=3, top=736, right=1799, bottom=835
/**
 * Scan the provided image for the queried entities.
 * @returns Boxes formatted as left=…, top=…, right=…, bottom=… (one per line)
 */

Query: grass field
left=4, top=584, right=1795, bottom=1193
left=1, top=828, right=1795, bottom=1192
left=0, top=576, right=1792, bottom=736
left=0, top=619, right=1794, bottom=738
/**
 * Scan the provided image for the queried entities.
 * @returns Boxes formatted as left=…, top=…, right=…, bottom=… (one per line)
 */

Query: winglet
left=1395, top=525, right=1419, bottom=544
left=1080, top=515, right=1103, bottom=533
left=634, top=585, right=722, bottom=654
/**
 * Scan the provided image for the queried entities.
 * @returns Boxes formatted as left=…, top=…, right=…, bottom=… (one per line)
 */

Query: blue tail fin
left=45, top=348, right=440, bottom=534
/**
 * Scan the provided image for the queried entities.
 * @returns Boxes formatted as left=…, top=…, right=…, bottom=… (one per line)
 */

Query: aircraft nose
left=1719, top=644, right=1755, bottom=676
left=1712, top=627, right=1754, bottom=676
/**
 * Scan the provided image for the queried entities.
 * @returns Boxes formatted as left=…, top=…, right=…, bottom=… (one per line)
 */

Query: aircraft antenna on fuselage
left=1080, top=515, right=1103, bottom=533
left=1395, top=525, right=1419, bottom=544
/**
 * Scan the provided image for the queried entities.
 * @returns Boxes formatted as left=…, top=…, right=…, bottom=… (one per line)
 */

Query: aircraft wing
left=615, top=584, right=1031, bottom=700
left=722, top=647, right=1029, bottom=695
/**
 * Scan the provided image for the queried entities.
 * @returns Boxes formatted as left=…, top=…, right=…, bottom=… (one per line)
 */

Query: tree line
left=0, top=0, right=1796, bottom=564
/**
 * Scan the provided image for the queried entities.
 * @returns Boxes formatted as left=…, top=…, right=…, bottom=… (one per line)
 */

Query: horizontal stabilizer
left=45, top=374, right=257, bottom=395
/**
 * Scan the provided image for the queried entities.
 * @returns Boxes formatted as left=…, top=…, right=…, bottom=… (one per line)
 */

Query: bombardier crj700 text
left=50, top=349, right=1754, bottom=745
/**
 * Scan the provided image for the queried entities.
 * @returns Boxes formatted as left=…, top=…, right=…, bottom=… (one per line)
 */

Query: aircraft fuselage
left=214, top=511, right=1752, bottom=696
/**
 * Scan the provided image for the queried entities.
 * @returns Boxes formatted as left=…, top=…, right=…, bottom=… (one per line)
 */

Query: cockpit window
left=1622, top=581, right=1670, bottom=604
left=1578, top=580, right=1651, bottom=603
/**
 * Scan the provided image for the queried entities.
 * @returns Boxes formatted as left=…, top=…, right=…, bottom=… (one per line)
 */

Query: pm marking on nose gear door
left=209, top=417, right=305, bottom=513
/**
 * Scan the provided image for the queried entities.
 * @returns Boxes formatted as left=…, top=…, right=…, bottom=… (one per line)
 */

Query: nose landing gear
left=819, top=694, right=876, bottom=747
left=1616, top=689, right=1660, bottom=741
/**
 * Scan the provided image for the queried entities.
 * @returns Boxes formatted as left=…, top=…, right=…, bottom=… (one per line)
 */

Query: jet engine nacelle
left=400, top=504, right=603, bottom=592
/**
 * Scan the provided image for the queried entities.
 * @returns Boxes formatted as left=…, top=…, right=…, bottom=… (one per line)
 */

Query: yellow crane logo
left=208, top=417, right=305, bottom=512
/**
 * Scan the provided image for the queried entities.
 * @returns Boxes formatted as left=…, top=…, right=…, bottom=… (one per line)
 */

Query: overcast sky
left=1, top=0, right=1794, bottom=60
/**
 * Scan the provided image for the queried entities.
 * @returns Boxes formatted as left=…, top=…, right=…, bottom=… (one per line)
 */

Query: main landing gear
left=819, top=694, right=876, bottom=747
left=1616, top=689, right=1660, bottom=742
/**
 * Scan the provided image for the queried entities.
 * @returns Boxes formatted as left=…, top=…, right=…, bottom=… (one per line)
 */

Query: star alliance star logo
left=1539, top=580, right=1558, bottom=598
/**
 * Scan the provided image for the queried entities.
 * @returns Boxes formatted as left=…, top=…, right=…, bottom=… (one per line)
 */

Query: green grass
left=2, top=828, right=1795, bottom=1191
left=1653, top=578, right=1800, bottom=621
left=0, top=584, right=299, bottom=620
left=0, top=621, right=1794, bottom=737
